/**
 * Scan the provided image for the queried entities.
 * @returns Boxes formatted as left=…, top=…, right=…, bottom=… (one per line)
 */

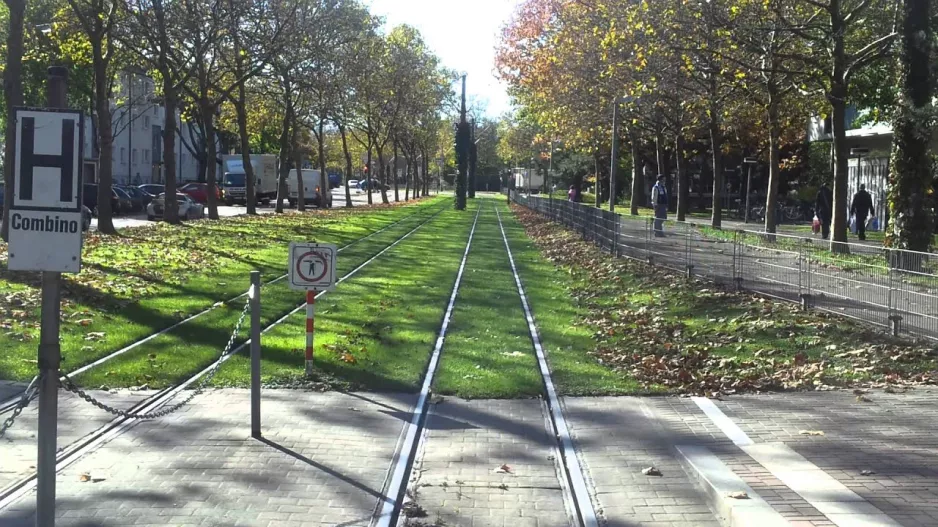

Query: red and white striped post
left=305, top=290, right=315, bottom=376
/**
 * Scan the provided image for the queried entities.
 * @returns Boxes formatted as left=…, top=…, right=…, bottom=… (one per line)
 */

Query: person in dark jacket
left=651, top=174, right=668, bottom=237
left=851, top=184, right=875, bottom=241
left=815, top=184, right=833, bottom=239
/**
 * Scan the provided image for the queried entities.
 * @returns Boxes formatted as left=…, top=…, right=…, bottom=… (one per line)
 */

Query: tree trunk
left=235, top=84, right=257, bottom=214
left=202, top=100, right=220, bottom=220
left=888, top=0, right=934, bottom=252
left=339, top=122, right=354, bottom=208
left=366, top=146, right=373, bottom=205
left=829, top=7, right=849, bottom=251
left=317, top=119, right=328, bottom=208
left=764, top=98, right=782, bottom=234
left=1, top=0, right=25, bottom=240
left=392, top=139, right=400, bottom=202
left=162, top=86, right=179, bottom=223
left=676, top=135, right=689, bottom=222
left=275, top=91, right=292, bottom=214
left=405, top=152, right=411, bottom=201
left=92, top=39, right=117, bottom=234
left=293, top=113, right=305, bottom=212
left=377, top=146, right=389, bottom=204
left=709, top=108, right=724, bottom=229
left=629, top=132, right=643, bottom=215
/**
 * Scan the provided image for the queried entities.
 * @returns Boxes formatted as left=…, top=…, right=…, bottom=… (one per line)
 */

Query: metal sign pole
left=305, top=290, right=315, bottom=377
left=250, top=271, right=261, bottom=439
left=609, top=101, right=620, bottom=213
left=37, top=65, right=69, bottom=527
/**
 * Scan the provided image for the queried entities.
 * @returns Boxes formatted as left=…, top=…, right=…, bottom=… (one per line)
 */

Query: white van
left=286, top=169, right=333, bottom=208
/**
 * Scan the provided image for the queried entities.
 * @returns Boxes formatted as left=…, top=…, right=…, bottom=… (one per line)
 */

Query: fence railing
left=512, top=192, right=938, bottom=342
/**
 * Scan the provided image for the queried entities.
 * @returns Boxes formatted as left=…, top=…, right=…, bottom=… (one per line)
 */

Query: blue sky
left=366, top=0, right=522, bottom=117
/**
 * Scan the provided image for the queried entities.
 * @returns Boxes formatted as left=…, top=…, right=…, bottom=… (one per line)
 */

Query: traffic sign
left=288, top=242, right=337, bottom=291
left=8, top=107, right=84, bottom=273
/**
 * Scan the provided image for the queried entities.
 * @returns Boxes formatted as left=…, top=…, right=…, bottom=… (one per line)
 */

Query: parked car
left=147, top=193, right=205, bottom=221
left=113, top=187, right=134, bottom=214
left=139, top=184, right=164, bottom=198
left=179, top=182, right=219, bottom=204
left=359, top=179, right=389, bottom=192
left=348, top=180, right=359, bottom=190
left=82, top=184, right=125, bottom=215
left=117, top=186, right=145, bottom=213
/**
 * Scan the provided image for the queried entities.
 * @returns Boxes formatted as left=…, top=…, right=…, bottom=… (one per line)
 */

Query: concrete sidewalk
left=0, top=390, right=415, bottom=527
left=3, top=389, right=937, bottom=526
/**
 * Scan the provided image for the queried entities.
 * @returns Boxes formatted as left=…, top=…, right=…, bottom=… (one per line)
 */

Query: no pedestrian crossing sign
left=8, top=107, right=84, bottom=273
left=288, top=242, right=337, bottom=291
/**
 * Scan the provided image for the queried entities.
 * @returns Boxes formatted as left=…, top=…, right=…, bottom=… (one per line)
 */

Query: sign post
left=9, top=67, right=83, bottom=527
left=288, top=243, right=337, bottom=376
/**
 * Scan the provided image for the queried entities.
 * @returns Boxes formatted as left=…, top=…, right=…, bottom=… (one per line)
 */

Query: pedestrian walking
left=651, top=174, right=668, bottom=237
left=851, top=184, right=875, bottom=241
left=568, top=184, right=577, bottom=202
left=815, top=184, right=833, bottom=239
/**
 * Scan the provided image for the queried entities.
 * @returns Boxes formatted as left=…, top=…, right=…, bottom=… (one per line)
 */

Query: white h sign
left=288, top=242, right=337, bottom=291
left=8, top=108, right=84, bottom=273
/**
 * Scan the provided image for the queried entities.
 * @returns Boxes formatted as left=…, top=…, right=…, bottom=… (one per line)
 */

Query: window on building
left=144, top=150, right=150, bottom=163
left=121, top=147, right=126, bottom=164
left=132, top=149, right=138, bottom=164
left=144, top=116, right=150, bottom=128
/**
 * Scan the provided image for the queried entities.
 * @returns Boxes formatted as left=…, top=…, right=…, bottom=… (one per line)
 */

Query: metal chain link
left=59, top=294, right=252, bottom=420
left=0, top=374, right=41, bottom=439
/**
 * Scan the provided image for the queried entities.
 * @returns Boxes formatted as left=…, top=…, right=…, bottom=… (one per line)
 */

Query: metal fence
left=513, top=192, right=938, bottom=342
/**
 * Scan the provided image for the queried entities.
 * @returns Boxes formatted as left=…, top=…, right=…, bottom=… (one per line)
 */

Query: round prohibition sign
left=295, top=250, right=330, bottom=284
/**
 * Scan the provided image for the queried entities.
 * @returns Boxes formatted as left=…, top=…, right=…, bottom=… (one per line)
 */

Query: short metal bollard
left=800, top=293, right=813, bottom=311
left=686, top=265, right=694, bottom=278
left=250, top=271, right=262, bottom=438
left=889, top=315, right=902, bottom=337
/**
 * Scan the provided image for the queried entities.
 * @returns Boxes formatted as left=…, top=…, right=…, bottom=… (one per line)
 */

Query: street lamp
left=742, top=157, right=758, bottom=223
left=609, top=96, right=635, bottom=212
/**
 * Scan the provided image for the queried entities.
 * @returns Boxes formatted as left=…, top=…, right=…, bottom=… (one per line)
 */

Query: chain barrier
left=59, top=294, right=252, bottom=420
left=0, top=375, right=41, bottom=439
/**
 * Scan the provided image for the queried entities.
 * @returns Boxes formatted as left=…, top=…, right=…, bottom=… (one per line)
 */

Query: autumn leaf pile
left=512, top=205, right=938, bottom=395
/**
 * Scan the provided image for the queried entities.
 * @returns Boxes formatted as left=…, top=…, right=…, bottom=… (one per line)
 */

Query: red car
left=178, top=182, right=220, bottom=204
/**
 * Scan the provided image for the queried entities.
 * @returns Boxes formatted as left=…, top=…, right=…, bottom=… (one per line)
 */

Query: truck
left=221, top=155, right=279, bottom=205
left=286, top=169, right=333, bottom=208
left=513, top=167, right=544, bottom=193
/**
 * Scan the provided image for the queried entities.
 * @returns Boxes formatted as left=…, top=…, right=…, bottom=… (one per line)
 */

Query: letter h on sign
left=20, top=116, right=75, bottom=203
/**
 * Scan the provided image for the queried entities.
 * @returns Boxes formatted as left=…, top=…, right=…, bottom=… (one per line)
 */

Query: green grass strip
left=212, top=204, right=481, bottom=391
left=498, top=199, right=644, bottom=395
left=433, top=201, right=545, bottom=398
left=71, top=202, right=447, bottom=389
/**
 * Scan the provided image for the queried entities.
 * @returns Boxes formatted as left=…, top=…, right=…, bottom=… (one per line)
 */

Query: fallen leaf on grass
left=75, top=319, right=93, bottom=327
left=642, top=466, right=662, bottom=476
left=501, top=351, right=526, bottom=357
left=494, top=464, right=512, bottom=474
left=799, top=430, right=825, bottom=436
left=726, top=491, right=749, bottom=499
left=84, top=332, right=106, bottom=341
left=79, top=473, right=91, bottom=482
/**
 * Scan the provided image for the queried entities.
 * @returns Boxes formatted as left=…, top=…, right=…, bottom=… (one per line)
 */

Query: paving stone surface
left=563, top=397, right=722, bottom=527
left=405, top=399, right=572, bottom=527
left=713, top=389, right=938, bottom=527
left=1, top=388, right=152, bottom=490
left=0, top=389, right=414, bottom=526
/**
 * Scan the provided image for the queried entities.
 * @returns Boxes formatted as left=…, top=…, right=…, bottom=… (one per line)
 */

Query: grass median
left=432, top=201, right=545, bottom=398
left=511, top=203, right=938, bottom=395
left=12, top=196, right=446, bottom=386
left=211, top=203, right=481, bottom=390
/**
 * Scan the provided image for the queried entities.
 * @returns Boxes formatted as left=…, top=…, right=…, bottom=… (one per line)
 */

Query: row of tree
left=1, top=0, right=452, bottom=235
left=496, top=0, right=934, bottom=252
